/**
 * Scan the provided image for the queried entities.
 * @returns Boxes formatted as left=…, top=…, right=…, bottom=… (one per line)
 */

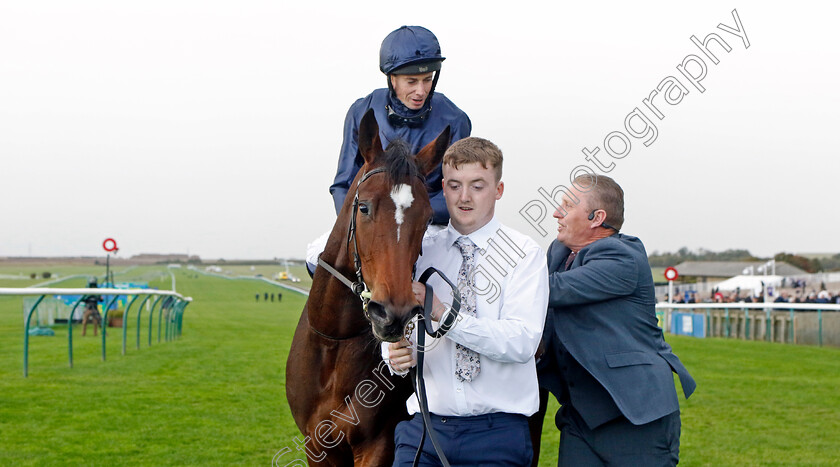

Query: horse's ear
left=415, top=126, right=451, bottom=177
left=358, top=108, right=383, bottom=165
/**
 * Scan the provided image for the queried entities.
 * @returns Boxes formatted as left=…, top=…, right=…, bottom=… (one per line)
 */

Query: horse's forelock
left=382, top=139, right=421, bottom=187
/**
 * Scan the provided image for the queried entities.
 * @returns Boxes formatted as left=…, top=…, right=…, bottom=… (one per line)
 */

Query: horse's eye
left=359, top=203, right=370, bottom=215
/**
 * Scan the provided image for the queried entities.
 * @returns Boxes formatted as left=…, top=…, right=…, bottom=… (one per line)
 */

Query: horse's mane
left=381, top=139, right=422, bottom=187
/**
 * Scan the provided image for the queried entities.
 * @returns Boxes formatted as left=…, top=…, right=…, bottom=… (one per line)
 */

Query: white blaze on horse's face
left=390, top=184, right=414, bottom=242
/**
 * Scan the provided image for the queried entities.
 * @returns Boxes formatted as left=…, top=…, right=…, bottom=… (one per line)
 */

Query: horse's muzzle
left=367, top=301, right=421, bottom=342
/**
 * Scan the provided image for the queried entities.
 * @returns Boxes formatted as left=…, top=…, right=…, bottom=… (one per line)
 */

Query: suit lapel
left=547, top=240, right=572, bottom=273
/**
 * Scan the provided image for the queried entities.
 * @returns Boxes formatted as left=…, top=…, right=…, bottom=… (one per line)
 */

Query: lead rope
left=410, top=267, right=460, bottom=467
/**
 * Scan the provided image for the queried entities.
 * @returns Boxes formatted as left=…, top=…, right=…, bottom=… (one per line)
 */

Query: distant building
left=129, top=254, right=201, bottom=264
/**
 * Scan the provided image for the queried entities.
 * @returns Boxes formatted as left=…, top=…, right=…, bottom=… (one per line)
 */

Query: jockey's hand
left=411, top=281, right=446, bottom=322
left=388, top=338, right=416, bottom=372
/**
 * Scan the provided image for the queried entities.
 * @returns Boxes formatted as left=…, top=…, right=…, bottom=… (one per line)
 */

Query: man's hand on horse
left=411, top=281, right=446, bottom=321
left=387, top=338, right=416, bottom=371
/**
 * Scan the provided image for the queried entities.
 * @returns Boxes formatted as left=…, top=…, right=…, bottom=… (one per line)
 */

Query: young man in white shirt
left=385, top=137, right=549, bottom=466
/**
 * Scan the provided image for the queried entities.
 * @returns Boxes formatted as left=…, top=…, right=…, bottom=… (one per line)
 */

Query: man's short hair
left=573, top=174, right=625, bottom=231
left=442, top=137, right=503, bottom=182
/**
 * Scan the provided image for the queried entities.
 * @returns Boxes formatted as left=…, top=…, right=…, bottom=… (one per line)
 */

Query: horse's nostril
left=366, top=301, right=389, bottom=324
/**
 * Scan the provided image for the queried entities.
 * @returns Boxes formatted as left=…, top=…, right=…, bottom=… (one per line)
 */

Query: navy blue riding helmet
left=379, top=26, right=445, bottom=127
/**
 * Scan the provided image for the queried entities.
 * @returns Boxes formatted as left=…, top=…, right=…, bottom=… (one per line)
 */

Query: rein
left=410, top=267, right=460, bottom=467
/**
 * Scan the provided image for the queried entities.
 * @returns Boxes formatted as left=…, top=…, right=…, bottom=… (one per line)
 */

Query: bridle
left=318, top=166, right=425, bottom=320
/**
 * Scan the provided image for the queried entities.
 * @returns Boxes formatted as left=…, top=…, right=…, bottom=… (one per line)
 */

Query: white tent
left=715, top=275, right=784, bottom=295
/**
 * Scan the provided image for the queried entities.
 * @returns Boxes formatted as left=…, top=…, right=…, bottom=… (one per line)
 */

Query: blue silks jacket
left=329, top=88, right=471, bottom=225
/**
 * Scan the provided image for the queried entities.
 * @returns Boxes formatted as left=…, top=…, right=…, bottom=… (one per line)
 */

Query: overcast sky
left=2, top=1, right=838, bottom=260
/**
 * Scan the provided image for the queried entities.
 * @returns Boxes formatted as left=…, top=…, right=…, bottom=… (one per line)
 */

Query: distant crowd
left=664, top=287, right=840, bottom=305
left=255, top=291, right=282, bottom=302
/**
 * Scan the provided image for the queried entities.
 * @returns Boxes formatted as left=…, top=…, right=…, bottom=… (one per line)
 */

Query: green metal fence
left=2, top=287, right=192, bottom=377
left=657, top=302, right=840, bottom=347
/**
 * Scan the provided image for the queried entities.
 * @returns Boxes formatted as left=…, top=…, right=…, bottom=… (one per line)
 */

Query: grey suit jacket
left=539, top=234, right=696, bottom=426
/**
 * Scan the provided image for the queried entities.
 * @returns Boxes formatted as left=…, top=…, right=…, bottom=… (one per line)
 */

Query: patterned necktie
left=455, top=236, right=480, bottom=382
left=564, top=251, right=577, bottom=271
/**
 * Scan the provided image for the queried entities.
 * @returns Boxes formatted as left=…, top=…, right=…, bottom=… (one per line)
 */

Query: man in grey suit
left=537, top=174, right=696, bottom=466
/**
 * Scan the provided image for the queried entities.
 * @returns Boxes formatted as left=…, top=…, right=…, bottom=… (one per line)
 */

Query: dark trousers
left=557, top=405, right=681, bottom=466
left=393, top=412, right=533, bottom=467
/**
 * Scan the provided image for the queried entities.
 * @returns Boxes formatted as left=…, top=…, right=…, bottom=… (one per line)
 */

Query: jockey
left=329, top=25, right=472, bottom=225
left=308, top=26, right=472, bottom=275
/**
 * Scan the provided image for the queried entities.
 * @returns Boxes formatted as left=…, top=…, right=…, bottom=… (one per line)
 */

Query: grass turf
left=1, top=266, right=838, bottom=465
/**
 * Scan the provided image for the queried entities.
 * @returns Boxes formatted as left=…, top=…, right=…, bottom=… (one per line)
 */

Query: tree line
left=648, top=248, right=840, bottom=273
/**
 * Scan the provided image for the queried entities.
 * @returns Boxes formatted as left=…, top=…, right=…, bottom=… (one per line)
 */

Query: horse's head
left=350, top=108, right=450, bottom=342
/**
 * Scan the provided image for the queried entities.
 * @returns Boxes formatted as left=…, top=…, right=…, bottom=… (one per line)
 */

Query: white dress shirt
left=382, top=217, right=548, bottom=417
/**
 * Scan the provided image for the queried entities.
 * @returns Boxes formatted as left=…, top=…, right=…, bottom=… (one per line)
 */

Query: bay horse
left=286, top=108, right=450, bottom=466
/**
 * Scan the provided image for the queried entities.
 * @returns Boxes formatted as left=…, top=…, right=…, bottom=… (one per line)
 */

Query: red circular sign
left=664, top=267, right=678, bottom=281
left=103, top=238, right=119, bottom=252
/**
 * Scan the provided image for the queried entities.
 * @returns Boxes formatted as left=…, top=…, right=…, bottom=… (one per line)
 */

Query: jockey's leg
left=305, top=230, right=331, bottom=278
